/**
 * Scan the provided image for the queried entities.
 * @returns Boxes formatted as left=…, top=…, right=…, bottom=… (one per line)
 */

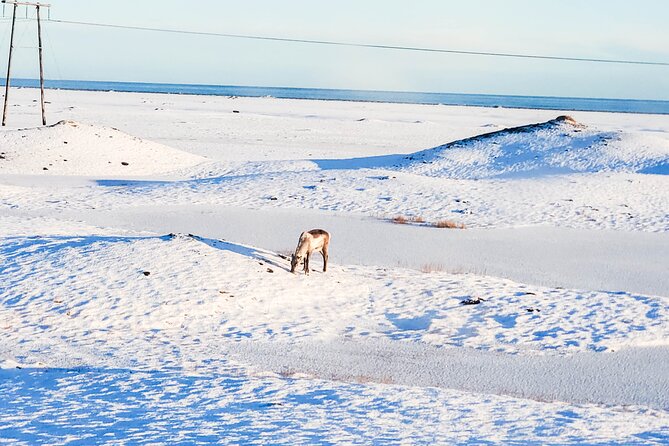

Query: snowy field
left=1, top=87, right=669, bottom=444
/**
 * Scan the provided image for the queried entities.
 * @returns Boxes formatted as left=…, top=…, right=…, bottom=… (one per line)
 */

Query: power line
left=41, top=18, right=669, bottom=67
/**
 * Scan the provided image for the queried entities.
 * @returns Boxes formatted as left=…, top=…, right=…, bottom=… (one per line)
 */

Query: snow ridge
left=396, top=116, right=669, bottom=178
left=0, top=120, right=206, bottom=176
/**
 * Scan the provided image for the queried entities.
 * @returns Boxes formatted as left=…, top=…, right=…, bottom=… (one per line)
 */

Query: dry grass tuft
left=420, top=263, right=444, bottom=273
left=391, top=215, right=426, bottom=225
left=391, top=215, right=409, bottom=224
left=555, top=115, right=578, bottom=125
left=278, top=367, right=297, bottom=378
left=432, top=220, right=466, bottom=229
left=350, top=375, right=395, bottom=385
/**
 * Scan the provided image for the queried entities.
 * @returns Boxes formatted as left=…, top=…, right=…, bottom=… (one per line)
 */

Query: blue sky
left=1, top=0, right=668, bottom=99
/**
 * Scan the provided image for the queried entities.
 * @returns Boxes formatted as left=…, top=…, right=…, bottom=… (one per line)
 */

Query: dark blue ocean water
left=6, top=78, right=669, bottom=115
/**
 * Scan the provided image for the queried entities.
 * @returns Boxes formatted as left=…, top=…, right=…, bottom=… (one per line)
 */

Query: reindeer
left=290, top=229, right=330, bottom=275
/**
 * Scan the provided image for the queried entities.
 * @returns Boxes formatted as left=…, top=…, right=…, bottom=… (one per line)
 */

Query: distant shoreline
left=5, top=78, right=669, bottom=115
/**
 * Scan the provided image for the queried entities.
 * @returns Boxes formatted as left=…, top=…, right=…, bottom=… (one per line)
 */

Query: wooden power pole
left=2, top=1, right=18, bottom=127
left=36, top=4, right=45, bottom=125
left=1, top=0, right=51, bottom=126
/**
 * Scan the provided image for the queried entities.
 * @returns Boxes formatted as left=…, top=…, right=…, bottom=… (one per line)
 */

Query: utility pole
left=2, top=1, right=17, bottom=127
left=36, top=4, right=45, bottom=125
left=1, top=0, right=51, bottom=126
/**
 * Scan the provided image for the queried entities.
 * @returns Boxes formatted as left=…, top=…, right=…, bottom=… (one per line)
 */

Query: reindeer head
left=290, top=254, right=301, bottom=273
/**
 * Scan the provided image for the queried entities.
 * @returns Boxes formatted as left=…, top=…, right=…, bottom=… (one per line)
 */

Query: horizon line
left=6, top=77, right=669, bottom=104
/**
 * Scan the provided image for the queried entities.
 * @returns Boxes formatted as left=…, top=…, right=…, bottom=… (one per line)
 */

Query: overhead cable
left=41, top=18, right=669, bottom=67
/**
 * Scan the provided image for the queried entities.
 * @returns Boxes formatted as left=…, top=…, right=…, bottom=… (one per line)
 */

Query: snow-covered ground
left=1, top=87, right=668, bottom=444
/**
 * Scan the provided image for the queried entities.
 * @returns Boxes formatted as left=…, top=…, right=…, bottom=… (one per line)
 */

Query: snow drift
left=0, top=120, right=206, bottom=176
left=2, top=231, right=667, bottom=362
left=395, top=116, right=669, bottom=179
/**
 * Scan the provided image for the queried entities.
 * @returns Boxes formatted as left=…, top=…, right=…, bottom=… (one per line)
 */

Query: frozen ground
left=1, top=88, right=668, bottom=444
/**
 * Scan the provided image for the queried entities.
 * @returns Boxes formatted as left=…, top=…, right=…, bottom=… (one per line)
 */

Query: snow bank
left=397, top=116, right=669, bottom=178
left=0, top=120, right=206, bottom=176
left=2, top=231, right=667, bottom=362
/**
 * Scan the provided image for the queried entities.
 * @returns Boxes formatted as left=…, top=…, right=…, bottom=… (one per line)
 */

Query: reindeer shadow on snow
left=188, top=235, right=288, bottom=273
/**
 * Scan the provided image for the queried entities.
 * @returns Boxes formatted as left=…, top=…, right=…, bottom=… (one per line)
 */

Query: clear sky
left=1, top=0, right=668, bottom=99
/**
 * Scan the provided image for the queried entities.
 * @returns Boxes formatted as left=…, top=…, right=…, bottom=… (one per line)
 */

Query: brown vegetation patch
left=432, top=220, right=466, bottom=229
left=349, top=375, right=395, bottom=385
left=420, top=263, right=444, bottom=273
left=392, top=215, right=426, bottom=225
left=391, top=215, right=409, bottom=224
left=555, top=115, right=578, bottom=126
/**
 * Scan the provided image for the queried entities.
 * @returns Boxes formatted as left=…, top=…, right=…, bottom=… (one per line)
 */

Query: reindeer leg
left=304, top=252, right=310, bottom=275
left=321, top=246, right=328, bottom=272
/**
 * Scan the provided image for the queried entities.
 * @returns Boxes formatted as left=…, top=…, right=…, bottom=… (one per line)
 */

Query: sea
left=6, top=78, right=669, bottom=115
